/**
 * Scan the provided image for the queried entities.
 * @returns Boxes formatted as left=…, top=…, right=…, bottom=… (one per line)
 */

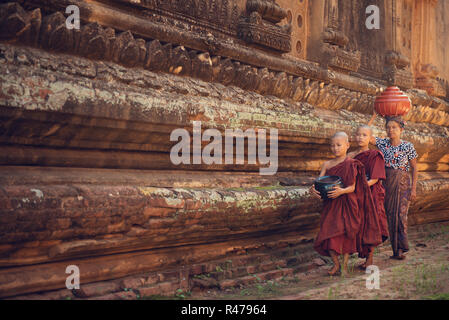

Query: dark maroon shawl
left=354, top=150, right=386, bottom=257
left=354, top=150, right=389, bottom=241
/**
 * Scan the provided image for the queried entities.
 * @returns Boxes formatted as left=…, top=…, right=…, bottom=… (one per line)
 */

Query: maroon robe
left=354, top=150, right=387, bottom=257
left=314, top=158, right=362, bottom=257
left=354, top=150, right=389, bottom=239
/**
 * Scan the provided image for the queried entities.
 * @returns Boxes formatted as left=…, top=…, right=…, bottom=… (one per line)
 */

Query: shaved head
left=331, top=132, right=349, bottom=143
left=356, top=125, right=373, bottom=135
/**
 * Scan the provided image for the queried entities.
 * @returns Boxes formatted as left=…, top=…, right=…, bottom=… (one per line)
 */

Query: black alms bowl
left=314, top=175, right=344, bottom=200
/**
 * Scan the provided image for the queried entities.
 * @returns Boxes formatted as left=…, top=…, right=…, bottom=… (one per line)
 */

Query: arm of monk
left=327, top=183, right=356, bottom=199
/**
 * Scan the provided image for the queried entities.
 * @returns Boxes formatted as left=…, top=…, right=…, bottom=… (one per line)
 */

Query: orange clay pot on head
left=374, top=86, right=412, bottom=117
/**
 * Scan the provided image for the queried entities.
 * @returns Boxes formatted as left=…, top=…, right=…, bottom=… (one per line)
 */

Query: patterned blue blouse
left=375, top=137, right=418, bottom=172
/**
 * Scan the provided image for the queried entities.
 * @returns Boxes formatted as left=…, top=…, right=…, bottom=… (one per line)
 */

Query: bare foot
left=327, top=265, right=341, bottom=276
left=342, top=253, right=349, bottom=275
left=341, top=265, right=349, bottom=277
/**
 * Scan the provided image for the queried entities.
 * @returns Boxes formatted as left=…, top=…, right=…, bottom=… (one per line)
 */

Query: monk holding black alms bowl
left=314, top=176, right=344, bottom=200
left=310, top=132, right=371, bottom=276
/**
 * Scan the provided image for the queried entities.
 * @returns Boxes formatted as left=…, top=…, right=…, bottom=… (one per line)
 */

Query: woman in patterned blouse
left=368, top=114, right=418, bottom=260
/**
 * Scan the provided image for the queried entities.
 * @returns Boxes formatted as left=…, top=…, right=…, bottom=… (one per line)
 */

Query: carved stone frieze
left=383, top=66, right=414, bottom=90
left=322, top=28, right=348, bottom=47
left=415, top=64, right=447, bottom=98
left=383, top=50, right=414, bottom=89
left=321, top=43, right=361, bottom=73
left=319, top=0, right=360, bottom=73
left=238, top=0, right=292, bottom=53
left=114, top=0, right=241, bottom=36
left=0, top=2, right=41, bottom=46
left=1, top=1, right=448, bottom=126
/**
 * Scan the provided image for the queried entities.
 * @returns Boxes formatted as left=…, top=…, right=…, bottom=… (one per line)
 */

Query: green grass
left=422, top=292, right=449, bottom=300
left=347, top=254, right=359, bottom=274
left=327, top=285, right=340, bottom=300
left=249, top=274, right=262, bottom=282
left=252, top=280, right=281, bottom=297
left=174, top=288, right=192, bottom=299
left=389, top=260, right=449, bottom=299
left=413, top=264, right=440, bottom=295
left=193, top=273, right=211, bottom=279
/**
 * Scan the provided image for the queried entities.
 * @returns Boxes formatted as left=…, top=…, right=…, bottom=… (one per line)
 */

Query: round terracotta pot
left=374, top=86, right=412, bottom=117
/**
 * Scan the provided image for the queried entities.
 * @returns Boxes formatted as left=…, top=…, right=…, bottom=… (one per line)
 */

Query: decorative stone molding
left=319, top=0, right=361, bottom=73
left=321, top=41, right=361, bottom=73
left=0, top=2, right=41, bottom=46
left=11, top=1, right=384, bottom=95
left=415, top=64, right=447, bottom=98
left=383, top=50, right=414, bottom=89
left=109, top=0, right=241, bottom=37
left=322, top=28, right=348, bottom=47
left=2, top=2, right=449, bottom=126
left=238, top=0, right=292, bottom=52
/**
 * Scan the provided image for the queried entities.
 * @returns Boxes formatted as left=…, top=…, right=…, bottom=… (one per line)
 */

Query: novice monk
left=310, top=132, right=363, bottom=276
left=348, top=125, right=388, bottom=269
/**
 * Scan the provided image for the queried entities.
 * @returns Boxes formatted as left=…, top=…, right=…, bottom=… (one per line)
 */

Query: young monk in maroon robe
left=348, top=125, right=388, bottom=269
left=310, top=132, right=363, bottom=276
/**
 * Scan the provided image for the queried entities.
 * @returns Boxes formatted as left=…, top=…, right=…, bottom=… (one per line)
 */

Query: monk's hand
left=410, top=189, right=417, bottom=202
left=310, top=186, right=321, bottom=199
left=327, top=186, right=345, bottom=199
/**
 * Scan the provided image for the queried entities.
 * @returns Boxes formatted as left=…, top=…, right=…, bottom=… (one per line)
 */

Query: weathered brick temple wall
left=0, top=0, right=448, bottom=298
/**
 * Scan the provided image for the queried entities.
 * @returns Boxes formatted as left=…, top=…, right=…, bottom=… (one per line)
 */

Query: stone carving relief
left=114, top=0, right=241, bottom=37
left=338, top=0, right=383, bottom=79
left=415, top=64, right=447, bottom=97
left=383, top=50, right=414, bottom=89
left=320, top=0, right=361, bottom=73
left=381, top=0, right=413, bottom=89
left=238, top=0, right=292, bottom=52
